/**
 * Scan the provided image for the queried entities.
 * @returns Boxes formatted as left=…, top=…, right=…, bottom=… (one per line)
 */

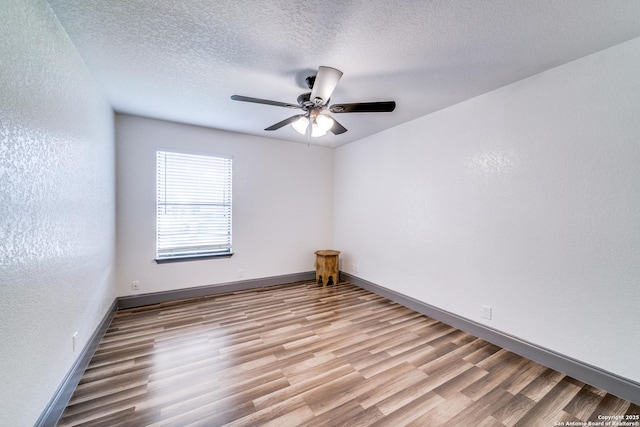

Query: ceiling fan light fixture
left=311, top=122, right=327, bottom=137
left=316, top=114, right=334, bottom=132
left=292, top=116, right=309, bottom=134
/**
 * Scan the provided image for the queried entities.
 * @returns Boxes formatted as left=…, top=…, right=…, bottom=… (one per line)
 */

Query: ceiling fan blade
left=330, top=101, right=396, bottom=113
left=231, top=95, right=300, bottom=109
left=310, top=66, right=343, bottom=105
left=264, top=114, right=305, bottom=131
left=329, top=117, right=347, bottom=135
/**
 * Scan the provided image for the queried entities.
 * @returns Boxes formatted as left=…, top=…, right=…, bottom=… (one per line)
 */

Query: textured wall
left=116, top=115, right=333, bottom=296
left=334, top=38, right=640, bottom=384
left=0, top=1, right=116, bottom=425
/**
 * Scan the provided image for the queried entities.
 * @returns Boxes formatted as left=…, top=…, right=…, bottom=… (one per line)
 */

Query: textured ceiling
left=47, top=0, right=640, bottom=147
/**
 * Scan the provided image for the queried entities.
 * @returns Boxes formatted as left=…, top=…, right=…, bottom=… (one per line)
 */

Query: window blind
left=156, top=150, right=232, bottom=260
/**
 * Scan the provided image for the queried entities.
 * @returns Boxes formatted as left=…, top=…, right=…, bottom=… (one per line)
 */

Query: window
left=156, top=150, right=232, bottom=262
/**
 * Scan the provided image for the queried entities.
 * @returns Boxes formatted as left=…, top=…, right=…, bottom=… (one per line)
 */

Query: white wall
left=334, top=38, right=640, bottom=384
left=116, top=115, right=334, bottom=296
left=0, top=1, right=116, bottom=426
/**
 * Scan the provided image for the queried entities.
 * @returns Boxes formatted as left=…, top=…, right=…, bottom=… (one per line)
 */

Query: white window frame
left=156, top=149, right=232, bottom=262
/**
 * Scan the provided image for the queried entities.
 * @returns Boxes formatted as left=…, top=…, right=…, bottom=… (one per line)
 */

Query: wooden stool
left=315, top=250, right=340, bottom=286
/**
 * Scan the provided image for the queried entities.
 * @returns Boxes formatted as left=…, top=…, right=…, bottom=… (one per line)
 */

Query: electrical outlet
left=72, top=332, right=78, bottom=353
left=132, top=280, right=140, bottom=291
left=237, top=268, right=244, bottom=278
left=482, top=305, right=492, bottom=320
left=352, top=264, right=359, bottom=274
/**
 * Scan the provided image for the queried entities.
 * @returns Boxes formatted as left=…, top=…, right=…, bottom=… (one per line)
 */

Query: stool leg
left=318, top=275, right=323, bottom=286
left=327, top=276, right=334, bottom=286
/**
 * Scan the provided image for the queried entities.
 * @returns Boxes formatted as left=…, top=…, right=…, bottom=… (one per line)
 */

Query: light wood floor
left=58, top=280, right=637, bottom=426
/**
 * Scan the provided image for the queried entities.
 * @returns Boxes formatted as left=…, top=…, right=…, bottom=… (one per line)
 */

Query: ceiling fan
left=231, top=66, right=396, bottom=137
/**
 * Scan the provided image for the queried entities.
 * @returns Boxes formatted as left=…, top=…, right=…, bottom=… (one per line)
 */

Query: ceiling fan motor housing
left=297, top=92, right=312, bottom=108
left=297, top=92, right=329, bottom=110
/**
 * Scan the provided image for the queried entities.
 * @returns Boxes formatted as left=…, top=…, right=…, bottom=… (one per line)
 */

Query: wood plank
left=57, top=281, right=635, bottom=426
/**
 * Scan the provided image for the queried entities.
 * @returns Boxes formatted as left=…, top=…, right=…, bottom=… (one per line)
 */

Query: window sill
left=155, top=253, right=234, bottom=264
